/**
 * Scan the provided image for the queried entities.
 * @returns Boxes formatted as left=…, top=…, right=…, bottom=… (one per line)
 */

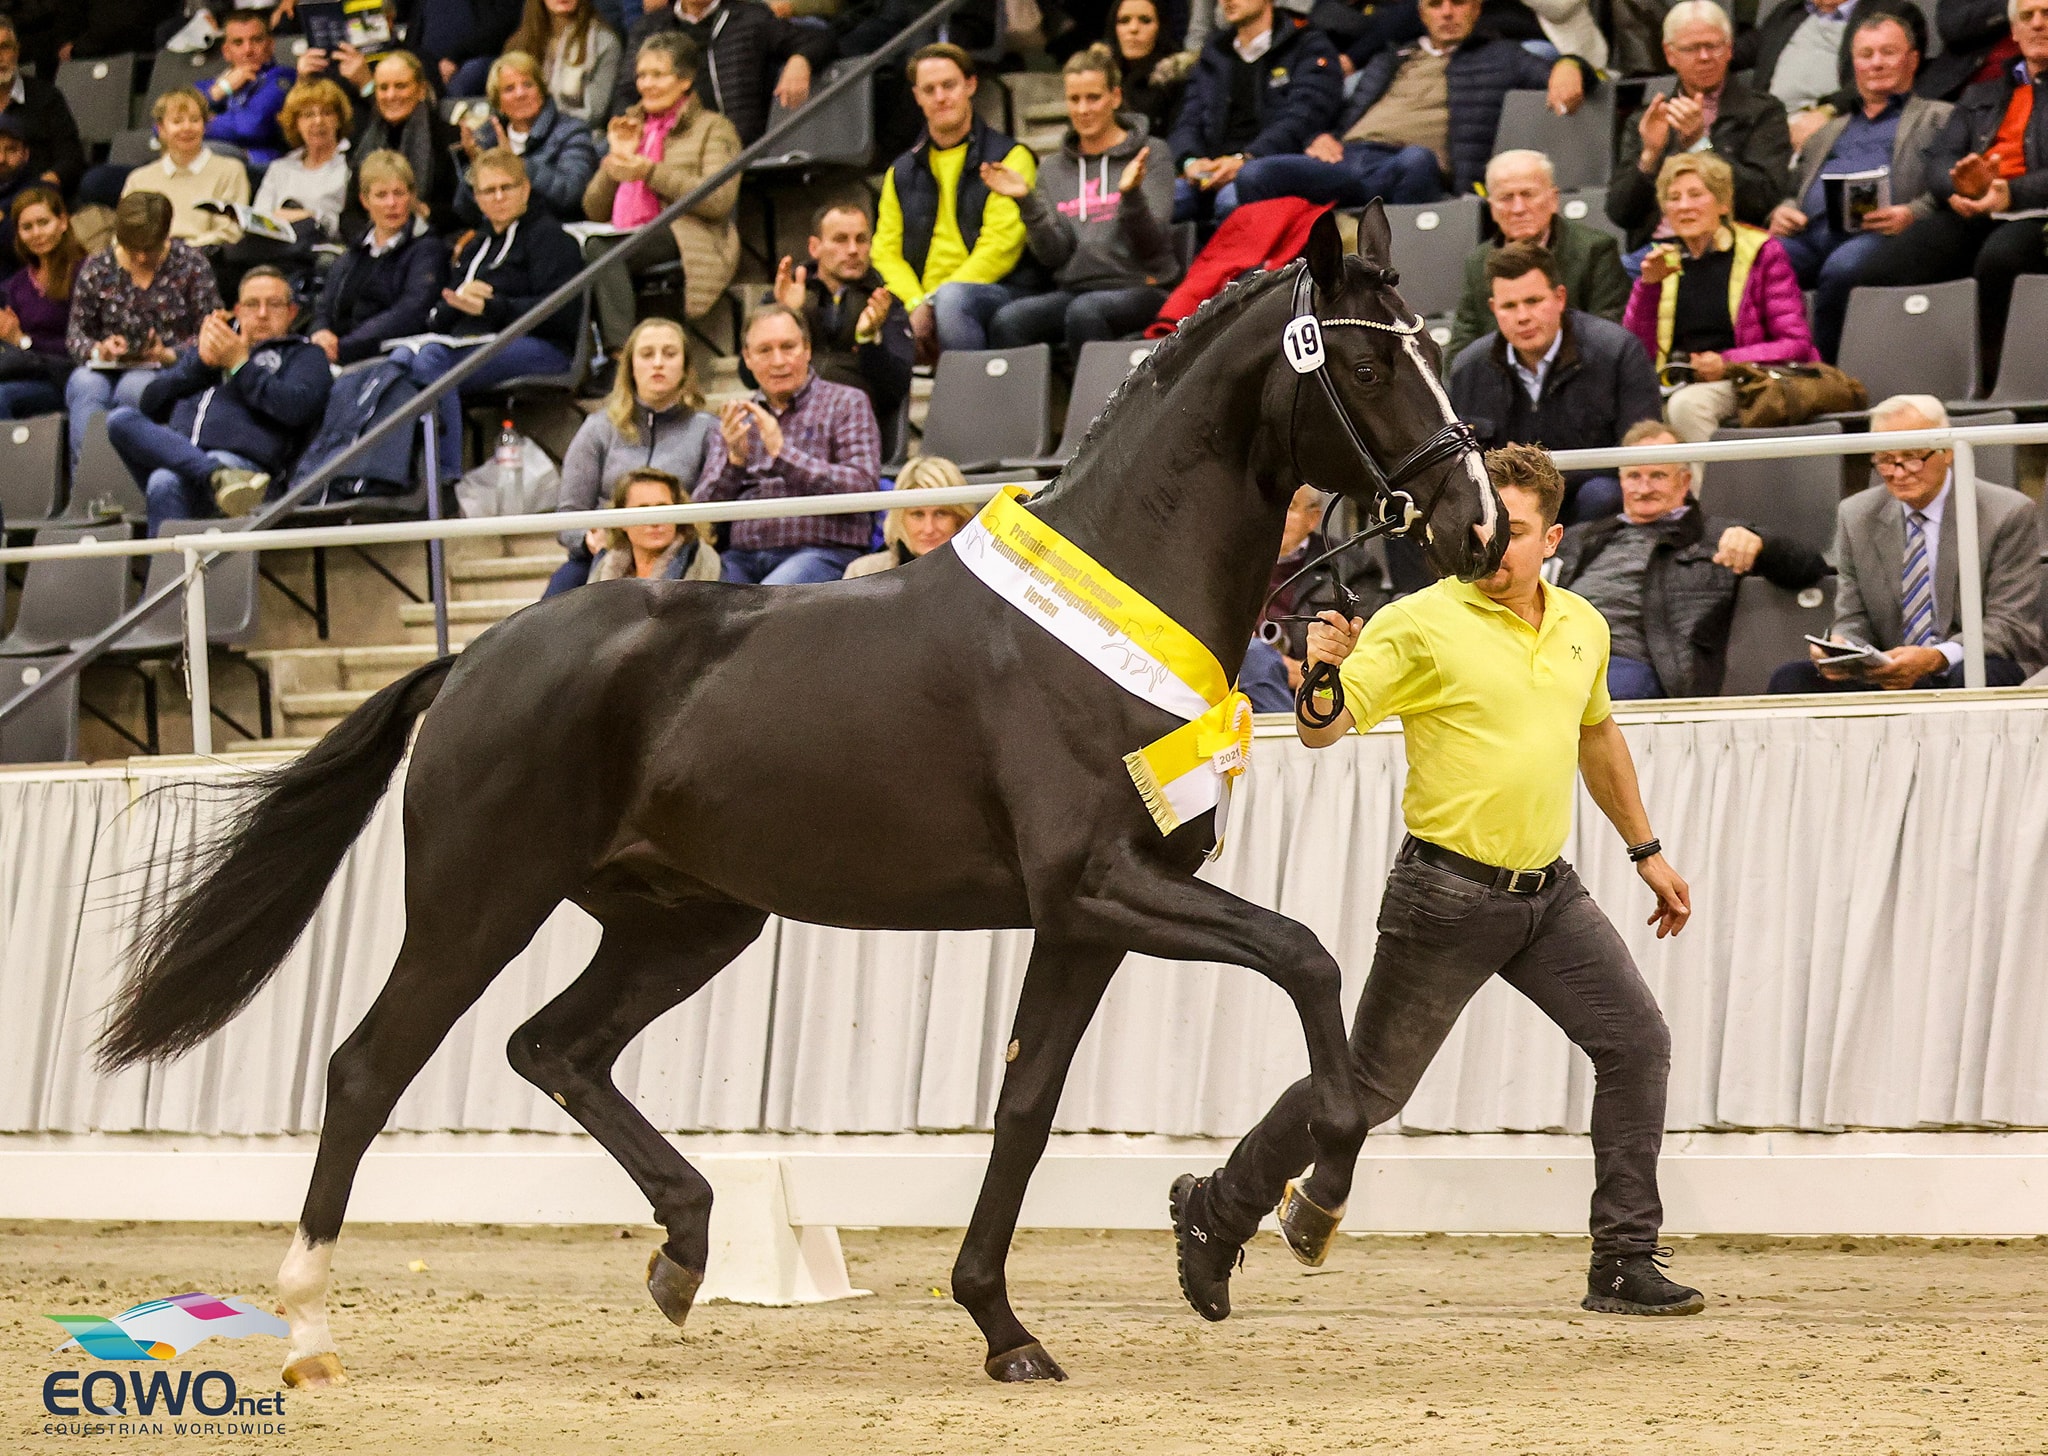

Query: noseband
left=1269, top=261, right=1485, bottom=727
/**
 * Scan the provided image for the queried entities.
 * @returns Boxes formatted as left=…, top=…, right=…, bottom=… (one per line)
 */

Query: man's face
left=1420, top=0, right=1482, bottom=48
left=0, top=133, right=28, bottom=183
left=1487, top=268, right=1567, bottom=360
left=807, top=207, right=872, bottom=285
left=1619, top=435, right=1692, bottom=522
left=1473, top=484, right=1562, bottom=600
left=1871, top=408, right=1952, bottom=510
left=0, top=30, right=19, bottom=90
left=1665, top=19, right=1732, bottom=94
left=222, top=20, right=275, bottom=73
left=743, top=313, right=812, bottom=398
left=236, top=276, right=295, bottom=345
left=1487, top=160, right=1558, bottom=244
left=912, top=58, right=975, bottom=138
left=2016, top=0, right=2048, bottom=68
left=1218, top=0, right=1272, bottom=31
left=1852, top=18, right=1918, bottom=103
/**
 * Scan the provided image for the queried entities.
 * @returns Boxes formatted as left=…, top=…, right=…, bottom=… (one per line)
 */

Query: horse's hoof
left=646, top=1246, right=704, bottom=1329
left=281, top=1352, right=347, bottom=1389
left=1277, top=1179, right=1344, bottom=1267
left=985, top=1341, right=1067, bottom=1383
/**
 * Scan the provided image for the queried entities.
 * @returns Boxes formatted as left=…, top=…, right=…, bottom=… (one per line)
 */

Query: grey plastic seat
left=0, top=656, right=81, bottom=764
left=920, top=345, right=1053, bottom=472
left=59, top=411, right=150, bottom=525
left=751, top=61, right=875, bottom=172
left=0, top=412, right=67, bottom=531
left=1722, top=575, right=1833, bottom=695
left=1696, top=447, right=1842, bottom=556
left=1949, top=406, right=2016, bottom=486
left=0, top=526, right=132, bottom=656
left=1384, top=196, right=1484, bottom=318
left=145, top=47, right=223, bottom=106
left=1950, top=276, right=2048, bottom=415
left=1029, top=339, right=1159, bottom=471
left=1558, top=188, right=1627, bottom=248
left=1491, top=89, right=1615, bottom=191
left=111, top=518, right=270, bottom=748
left=55, top=53, right=136, bottom=146
left=108, top=127, right=161, bottom=168
left=1829, top=279, right=1980, bottom=416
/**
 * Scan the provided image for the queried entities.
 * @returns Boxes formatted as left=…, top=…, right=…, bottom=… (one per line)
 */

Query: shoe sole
left=1580, top=1292, right=1706, bottom=1316
left=214, top=474, right=271, bottom=517
left=1167, top=1174, right=1230, bottom=1324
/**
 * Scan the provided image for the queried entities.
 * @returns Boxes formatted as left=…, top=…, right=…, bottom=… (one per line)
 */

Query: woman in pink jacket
left=1624, top=151, right=1817, bottom=443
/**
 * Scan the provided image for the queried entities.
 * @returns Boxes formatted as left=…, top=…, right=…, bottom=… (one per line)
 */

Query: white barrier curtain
left=4, top=702, right=2046, bottom=1139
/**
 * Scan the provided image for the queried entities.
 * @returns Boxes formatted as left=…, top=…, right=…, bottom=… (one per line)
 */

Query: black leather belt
left=1402, top=835, right=1560, bottom=896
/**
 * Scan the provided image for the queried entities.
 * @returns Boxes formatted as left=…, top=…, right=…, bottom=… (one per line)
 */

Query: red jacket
left=1147, top=198, right=1333, bottom=336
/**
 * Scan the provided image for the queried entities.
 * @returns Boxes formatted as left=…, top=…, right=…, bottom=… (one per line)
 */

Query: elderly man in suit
left=1769, top=394, right=2044, bottom=692
left=1766, top=8, right=1952, bottom=361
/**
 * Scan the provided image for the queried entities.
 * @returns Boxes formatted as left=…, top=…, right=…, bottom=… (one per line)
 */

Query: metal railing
left=0, top=0, right=972, bottom=732
left=4, top=422, right=2043, bottom=751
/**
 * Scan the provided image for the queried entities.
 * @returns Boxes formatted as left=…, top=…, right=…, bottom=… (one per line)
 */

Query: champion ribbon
left=950, top=486, right=1254, bottom=843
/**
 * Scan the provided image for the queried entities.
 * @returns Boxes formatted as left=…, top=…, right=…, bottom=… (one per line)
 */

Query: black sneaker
left=1169, top=1173, right=1245, bottom=1322
left=1582, top=1248, right=1706, bottom=1316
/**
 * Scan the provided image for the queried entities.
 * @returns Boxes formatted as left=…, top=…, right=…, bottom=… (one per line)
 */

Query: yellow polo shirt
left=1339, top=577, right=1612, bottom=870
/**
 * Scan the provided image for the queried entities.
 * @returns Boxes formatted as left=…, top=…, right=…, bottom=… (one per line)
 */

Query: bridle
left=1267, top=259, right=1486, bottom=727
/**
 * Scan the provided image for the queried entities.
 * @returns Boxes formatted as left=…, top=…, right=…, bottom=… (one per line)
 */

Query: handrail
left=0, top=0, right=969, bottom=727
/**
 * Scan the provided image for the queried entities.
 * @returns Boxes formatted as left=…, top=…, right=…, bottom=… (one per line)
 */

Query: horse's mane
left=1038, top=263, right=1299, bottom=500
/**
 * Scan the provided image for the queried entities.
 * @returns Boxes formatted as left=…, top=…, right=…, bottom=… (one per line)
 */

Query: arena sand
left=5, top=1221, right=2046, bottom=1454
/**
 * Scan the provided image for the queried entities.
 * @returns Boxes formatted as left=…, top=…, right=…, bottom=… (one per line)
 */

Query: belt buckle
left=1507, top=867, right=1546, bottom=895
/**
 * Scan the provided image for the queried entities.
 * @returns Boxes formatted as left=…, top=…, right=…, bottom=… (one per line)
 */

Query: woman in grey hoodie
left=546, top=317, right=720, bottom=595
left=979, top=45, right=1181, bottom=351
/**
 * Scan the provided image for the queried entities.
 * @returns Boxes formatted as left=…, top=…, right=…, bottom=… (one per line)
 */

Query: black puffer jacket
left=1608, top=74, right=1792, bottom=246
left=1169, top=13, right=1342, bottom=163
left=1552, top=501, right=1827, bottom=697
left=427, top=210, right=586, bottom=354
left=1924, top=64, right=2048, bottom=209
left=609, top=0, right=835, bottom=145
left=312, top=218, right=451, bottom=364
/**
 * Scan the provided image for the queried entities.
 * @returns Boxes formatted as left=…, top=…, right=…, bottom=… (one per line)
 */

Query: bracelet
left=1627, top=838, right=1662, bottom=863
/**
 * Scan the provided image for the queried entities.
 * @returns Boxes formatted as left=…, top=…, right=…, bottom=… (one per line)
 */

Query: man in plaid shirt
left=694, top=303, right=884, bottom=583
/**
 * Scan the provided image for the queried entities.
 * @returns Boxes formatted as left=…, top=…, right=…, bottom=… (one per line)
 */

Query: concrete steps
left=249, top=642, right=455, bottom=740
left=400, top=596, right=536, bottom=644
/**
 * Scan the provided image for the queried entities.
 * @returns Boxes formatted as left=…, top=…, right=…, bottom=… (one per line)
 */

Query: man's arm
left=1974, top=494, right=2046, bottom=667
left=1247, top=35, right=1341, bottom=158
left=773, top=387, right=881, bottom=494
left=854, top=294, right=915, bottom=414
left=1726, top=93, right=1795, bottom=221
left=944, top=145, right=1038, bottom=287
left=1578, top=714, right=1691, bottom=937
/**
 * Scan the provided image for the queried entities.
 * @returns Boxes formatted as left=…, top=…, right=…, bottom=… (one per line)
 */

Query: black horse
left=97, top=207, right=1503, bottom=1388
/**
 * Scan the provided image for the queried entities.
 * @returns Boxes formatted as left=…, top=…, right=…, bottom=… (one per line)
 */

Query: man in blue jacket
left=107, top=267, right=334, bottom=537
left=204, top=12, right=296, bottom=167
left=1168, top=0, right=1342, bottom=222
left=1233, top=0, right=1591, bottom=207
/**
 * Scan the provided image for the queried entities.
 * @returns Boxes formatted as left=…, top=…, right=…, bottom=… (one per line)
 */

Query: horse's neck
left=1031, top=311, right=1291, bottom=679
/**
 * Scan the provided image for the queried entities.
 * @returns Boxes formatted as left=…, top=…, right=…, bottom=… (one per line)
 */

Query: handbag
left=1727, top=362, right=1868, bottom=429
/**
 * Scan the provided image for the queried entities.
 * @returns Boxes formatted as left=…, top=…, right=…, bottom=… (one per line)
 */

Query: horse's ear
left=1303, top=208, right=1345, bottom=297
left=1354, top=199, right=1394, bottom=272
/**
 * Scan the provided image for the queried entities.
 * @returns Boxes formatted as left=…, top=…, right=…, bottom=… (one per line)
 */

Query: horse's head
left=1278, top=205, right=1506, bottom=583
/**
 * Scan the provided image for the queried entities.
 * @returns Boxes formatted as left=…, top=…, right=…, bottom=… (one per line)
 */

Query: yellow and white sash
left=950, top=485, right=1254, bottom=842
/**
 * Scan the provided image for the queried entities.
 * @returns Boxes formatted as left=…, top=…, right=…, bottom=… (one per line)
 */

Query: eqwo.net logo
left=39, top=1292, right=291, bottom=1435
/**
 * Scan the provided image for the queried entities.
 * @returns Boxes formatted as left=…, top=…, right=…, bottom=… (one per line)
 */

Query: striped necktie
left=1901, top=509, right=1937, bottom=647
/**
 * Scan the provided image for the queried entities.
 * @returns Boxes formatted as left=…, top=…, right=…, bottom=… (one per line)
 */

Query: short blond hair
left=152, top=86, right=208, bottom=129
left=1656, top=150, right=1735, bottom=216
left=470, top=147, right=528, bottom=187
left=486, top=51, right=545, bottom=110
left=884, top=456, right=974, bottom=549
left=1485, top=443, right=1566, bottom=526
left=356, top=148, right=416, bottom=196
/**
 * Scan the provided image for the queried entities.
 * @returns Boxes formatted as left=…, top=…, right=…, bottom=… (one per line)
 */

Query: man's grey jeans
left=1207, top=843, right=1673, bottom=1258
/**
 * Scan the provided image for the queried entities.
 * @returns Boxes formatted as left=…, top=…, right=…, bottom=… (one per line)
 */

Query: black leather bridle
left=1269, top=261, right=1486, bottom=727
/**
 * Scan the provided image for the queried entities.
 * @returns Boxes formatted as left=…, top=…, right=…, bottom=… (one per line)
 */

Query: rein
left=1268, top=261, right=1482, bottom=728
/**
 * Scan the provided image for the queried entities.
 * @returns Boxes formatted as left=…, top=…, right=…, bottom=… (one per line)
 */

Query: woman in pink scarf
left=581, top=30, right=742, bottom=355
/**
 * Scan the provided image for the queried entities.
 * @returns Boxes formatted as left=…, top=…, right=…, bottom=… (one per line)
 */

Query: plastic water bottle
left=494, top=418, right=523, bottom=515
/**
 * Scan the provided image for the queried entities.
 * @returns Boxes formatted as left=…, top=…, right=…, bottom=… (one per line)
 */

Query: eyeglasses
left=475, top=182, right=525, bottom=199
left=1871, top=448, right=1940, bottom=472
left=1669, top=40, right=1729, bottom=56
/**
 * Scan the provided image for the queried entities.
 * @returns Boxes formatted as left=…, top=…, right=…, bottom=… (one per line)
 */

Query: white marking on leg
left=278, top=1230, right=338, bottom=1363
left=1402, top=334, right=1496, bottom=545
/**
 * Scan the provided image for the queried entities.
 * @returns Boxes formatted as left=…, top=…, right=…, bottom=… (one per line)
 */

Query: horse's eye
left=1353, top=362, right=1377, bottom=384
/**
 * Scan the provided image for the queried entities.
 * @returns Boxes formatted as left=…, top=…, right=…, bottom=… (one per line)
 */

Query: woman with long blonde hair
left=844, top=456, right=976, bottom=577
left=506, top=0, right=623, bottom=124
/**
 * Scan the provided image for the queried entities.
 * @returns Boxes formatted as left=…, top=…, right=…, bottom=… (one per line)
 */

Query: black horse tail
left=97, top=656, right=457, bottom=1072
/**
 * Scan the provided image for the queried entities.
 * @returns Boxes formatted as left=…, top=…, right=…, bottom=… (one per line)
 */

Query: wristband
left=1627, top=838, right=1662, bottom=863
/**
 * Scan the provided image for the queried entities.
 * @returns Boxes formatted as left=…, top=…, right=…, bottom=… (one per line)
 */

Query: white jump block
left=698, top=1154, right=867, bottom=1307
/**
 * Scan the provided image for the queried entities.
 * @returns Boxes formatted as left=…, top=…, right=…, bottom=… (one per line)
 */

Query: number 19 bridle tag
left=1283, top=315, right=1325, bottom=374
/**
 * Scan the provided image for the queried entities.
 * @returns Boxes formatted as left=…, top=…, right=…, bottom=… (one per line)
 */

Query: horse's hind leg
left=506, top=896, right=768, bottom=1329
left=951, top=938, right=1121, bottom=1382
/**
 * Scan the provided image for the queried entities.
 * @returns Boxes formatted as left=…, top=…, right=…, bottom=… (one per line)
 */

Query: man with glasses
left=105, top=266, right=334, bottom=536
left=0, top=15, right=86, bottom=197
left=1769, top=394, right=2044, bottom=692
left=1607, top=0, right=1794, bottom=250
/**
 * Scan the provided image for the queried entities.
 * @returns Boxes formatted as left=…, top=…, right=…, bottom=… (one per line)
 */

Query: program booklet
left=195, top=200, right=297, bottom=244
left=297, top=0, right=350, bottom=52
left=343, top=0, right=395, bottom=50
left=379, top=332, right=500, bottom=353
left=1823, top=167, right=1891, bottom=233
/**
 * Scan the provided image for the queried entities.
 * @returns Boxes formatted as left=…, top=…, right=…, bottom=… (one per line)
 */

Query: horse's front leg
left=952, top=939, right=1122, bottom=1382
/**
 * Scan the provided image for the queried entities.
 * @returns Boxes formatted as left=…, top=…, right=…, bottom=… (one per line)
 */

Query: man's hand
left=198, top=311, right=248, bottom=370
left=910, top=298, right=937, bottom=365
left=584, top=527, right=609, bottom=554
left=297, top=46, right=330, bottom=79
left=1638, top=854, right=1691, bottom=937
left=1712, top=525, right=1763, bottom=573
left=1807, top=637, right=1857, bottom=681
left=855, top=285, right=893, bottom=343
left=1545, top=58, right=1583, bottom=115
left=1639, top=246, right=1679, bottom=285
left=439, top=58, right=458, bottom=85
left=1950, top=176, right=2010, bottom=217
left=1305, top=609, right=1364, bottom=669
left=1689, top=350, right=1726, bottom=382
left=334, top=43, right=371, bottom=89
left=719, top=399, right=755, bottom=464
left=772, top=255, right=808, bottom=312
left=1787, top=106, right=1831, bottom=151
left=1664, top=93, right=1706, bottom=148
left=217, top=61, right=262, bottom=97
left=1636, top=93, right=1672, bottom=164
left=311, top=328, right=341, bottom=363
left=1117, top=145, right=1149, bottom=194
left=774, top=54, right=811, bottom=110
left=747, top=401, right=784, bottom=459
left=979, top=159, right=1032, bottom=199
left=1767, top=201, right=1807, bottom=237
left=1304, top=133, right=1345, bottom=164
left=1867, top=643, right=1948, bottom=689
left=1204, top=153, right=1246, bottom=188
left=1858, top=203, right=1915, bottom=235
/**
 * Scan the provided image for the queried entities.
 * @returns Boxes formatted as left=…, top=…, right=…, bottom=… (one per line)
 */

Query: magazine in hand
left=1822, top=168, right=1890, bottom=233
left=343, top=0, right=394, bottom=49
left=195, top=200, right=297, bottom=244
left=297, top=0, right=349, bottom=52
left=380, top=332, right=501, bottom=353
left=1803, top=633, right=1894, bottom=676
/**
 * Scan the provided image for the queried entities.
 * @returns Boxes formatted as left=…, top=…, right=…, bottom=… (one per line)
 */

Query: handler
left=1171, top=443, right=1701, bottom=1320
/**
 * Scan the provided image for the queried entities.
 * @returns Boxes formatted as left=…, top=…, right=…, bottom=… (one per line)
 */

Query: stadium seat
left=1010, top=338, right=1159, bottom=472
left=1828, top=279, right=1979, bottom=418
left=0, top=656, right=80, bottom=765
left=748, top=61, right=877, bottom=260
left=1559, top=189, right=1626, bottom=248
left=1953, top=406, right=2016, bottom=486
left=0, top=526, right=132, bottom=657
left=107, top=126, right=161, bottom=168
left=1697, top=442, right=1841, bottom=555
left=110, top=517, right=270, bottom=748
left=1950, top=276, right=2048, bottom=416
left=1722, top=574, right=1832, bottom=695
left=921, top=345, right=1053, bottom=472
left=1384, top=196, right=1484, bottom=319
left=1492, top=89, right=1614, bottom=191
left=145, top=47, right=223, bottom=106
left=55, top=53, right=136, bottom=147
left=0, top=413, right=68, bottom=532
left=64, top=412, right=150, bottom=526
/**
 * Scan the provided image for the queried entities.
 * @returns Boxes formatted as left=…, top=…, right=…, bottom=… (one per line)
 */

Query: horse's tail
left=97, top=656, right=458, bottom=1072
